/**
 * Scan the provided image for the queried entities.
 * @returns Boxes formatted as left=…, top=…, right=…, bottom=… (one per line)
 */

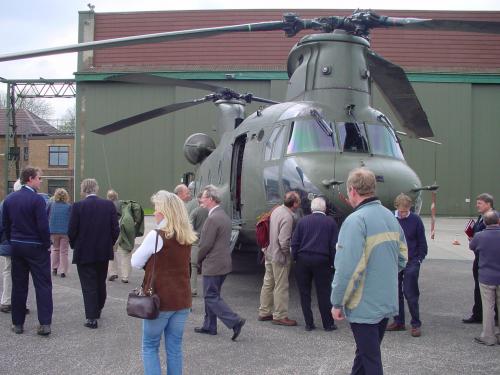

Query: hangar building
left=75, top=9, right=500, bottom=216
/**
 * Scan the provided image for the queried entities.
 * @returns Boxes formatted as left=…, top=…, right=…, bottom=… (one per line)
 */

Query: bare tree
left=57, top=107, right=76, bottom=133
left=0, top=93, right=54, bottom=120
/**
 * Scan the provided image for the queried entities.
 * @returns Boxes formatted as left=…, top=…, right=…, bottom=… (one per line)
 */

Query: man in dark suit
left=291, top=197, right=338, bottom=332
left=2, top=167, right=52, bottom=335
left=68, top=178, right=119, bottom=329
left=463, top=193, right=498, bottom=324
left=194, top=185, right=245, bottom=341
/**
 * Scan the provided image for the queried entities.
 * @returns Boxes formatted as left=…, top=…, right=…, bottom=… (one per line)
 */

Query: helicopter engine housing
left=183, top=133, right=216, bottom=165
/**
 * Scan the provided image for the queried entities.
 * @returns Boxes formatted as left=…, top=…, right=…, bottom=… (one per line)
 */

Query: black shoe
left=305, top=324, right=316, bottom=332
left=0, top=304, right=11, bottom=313
left=52, top=269, right=57, bottom=276
left=60, top=273, right=66, bottom=278
left=194, top=327, right=216, bottom=335
left=462, top=316, right=482, bottom=324
left=108, top=275, right=118, bottom=281
left=11, top=325, right=23, bottom=334
left=232, top=319, right=246, bottom=341
left=84, top=319, right=98, bottom=329
left=25, top=308, right=30, bottom=314
left=325, top=324, right=338, bottom=332
left=121, top=279, right=129, bottom=284
left=37, top=324, right=51, bottom=336
left=96, top=309, right=102, bottom=319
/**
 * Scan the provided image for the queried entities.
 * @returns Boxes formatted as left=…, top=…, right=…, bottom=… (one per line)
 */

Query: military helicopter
left=2, top=10, right=500, bottom=246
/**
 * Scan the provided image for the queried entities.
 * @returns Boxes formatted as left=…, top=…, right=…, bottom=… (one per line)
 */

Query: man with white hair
left=68, top=178, right=119, bottom=329
left=291, top=197, right=339, bottom=331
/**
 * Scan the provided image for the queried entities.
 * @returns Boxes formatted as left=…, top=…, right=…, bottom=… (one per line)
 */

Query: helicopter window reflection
left=337, top=122, right=368, bottom=153
left=366, top=124, right=404, bottom=160
left=286, top=120, right=336, bottom=154
left=263, top=166, right=281, bottom=202
left=265, top=126, right=286, bottom=161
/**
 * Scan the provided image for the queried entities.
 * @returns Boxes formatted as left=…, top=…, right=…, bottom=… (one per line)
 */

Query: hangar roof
left=89, top=9, right=500, bottom=73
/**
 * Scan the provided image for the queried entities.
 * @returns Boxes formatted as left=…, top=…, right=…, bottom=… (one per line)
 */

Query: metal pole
left=3, top=84, right=11, bottom=197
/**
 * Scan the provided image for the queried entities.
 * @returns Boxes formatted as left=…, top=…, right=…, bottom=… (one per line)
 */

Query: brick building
left=0, top=108, right=75, bottom=200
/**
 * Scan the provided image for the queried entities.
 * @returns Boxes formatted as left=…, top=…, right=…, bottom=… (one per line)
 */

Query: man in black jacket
left=2, top=167, right=52, bottom=335
left=68, top=178, right=119, bottom=329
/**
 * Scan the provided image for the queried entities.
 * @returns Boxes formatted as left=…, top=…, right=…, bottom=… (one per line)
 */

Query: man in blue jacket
left=331, top=168, right=407, bottom=375
left=386, top=193, right=428, bottom=337
left=2, top=167, right=52, bottom=335
left=463, top=193, right=498, bottom=324
left=469, top=210, right=500, bottom=346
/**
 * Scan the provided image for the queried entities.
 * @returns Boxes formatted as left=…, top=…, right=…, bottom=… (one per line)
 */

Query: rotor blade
left=381, top=18, right=500, bottom=34
left=106, top=73, right=223, bottom=92
left=242, top=95, right=280, bottom=105
left=92, top=98, right=210, bottom=135
left=366, top=50, right=434, bottom=138
left=0, top=20, right=292, bottom=62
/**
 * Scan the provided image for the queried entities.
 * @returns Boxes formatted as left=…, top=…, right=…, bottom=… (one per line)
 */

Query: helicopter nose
left=373, top=159, right=422, bottom=209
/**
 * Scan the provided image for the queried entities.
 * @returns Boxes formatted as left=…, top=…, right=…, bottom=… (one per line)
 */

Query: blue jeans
left=142, top=309, right=190, bottom=375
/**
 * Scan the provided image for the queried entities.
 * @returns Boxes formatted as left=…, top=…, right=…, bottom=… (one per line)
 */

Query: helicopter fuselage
left=188, top=30, right=422, bottom=246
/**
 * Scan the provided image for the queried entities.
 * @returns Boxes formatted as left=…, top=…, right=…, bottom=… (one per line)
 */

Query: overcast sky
left=1, top=0, right=499, bottom=118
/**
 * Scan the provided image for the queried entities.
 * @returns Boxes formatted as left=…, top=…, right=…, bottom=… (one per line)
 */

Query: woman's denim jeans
left=142, top=309, right=190, bottom=375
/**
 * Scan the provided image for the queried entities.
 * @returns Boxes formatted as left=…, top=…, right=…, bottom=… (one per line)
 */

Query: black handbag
left=126, top=230, right=161, bottom=320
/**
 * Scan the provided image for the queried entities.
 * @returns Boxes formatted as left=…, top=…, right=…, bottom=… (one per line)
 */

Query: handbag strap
left=145, top=230, right=160, bottom=295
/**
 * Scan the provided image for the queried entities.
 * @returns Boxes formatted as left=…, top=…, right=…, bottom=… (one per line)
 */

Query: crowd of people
left=0, top=165, right=498, bottom=375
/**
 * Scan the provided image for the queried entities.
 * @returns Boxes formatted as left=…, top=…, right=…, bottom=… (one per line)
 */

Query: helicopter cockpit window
left=337, top=122, right=368, bottom=153
left=286, top=119, right=336, bottom=154
left=264, top=126, right=286, bottom=161
left=365, top=124, right=404, bottom=160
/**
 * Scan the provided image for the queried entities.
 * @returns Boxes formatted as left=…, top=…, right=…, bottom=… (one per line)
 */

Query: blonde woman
left=48, top=188, right=72, bottom=278
left=131, top=190, right=196, bottom=375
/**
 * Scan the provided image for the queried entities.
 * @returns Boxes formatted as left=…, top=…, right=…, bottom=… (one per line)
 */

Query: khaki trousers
left=259, top=257, right=291, bottom=320
left=479, top=283, right=500, bottom=345
left=108, top=245, right=132, bottom=281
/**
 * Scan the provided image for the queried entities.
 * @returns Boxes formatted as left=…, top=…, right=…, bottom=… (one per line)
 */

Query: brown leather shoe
left=411, top=327, right=421, bottom=337
left=386, top=322, right=406, bottom=331
left=257, top=315, right=273, bottom=321
left=272, top=317, right=297, bottom=326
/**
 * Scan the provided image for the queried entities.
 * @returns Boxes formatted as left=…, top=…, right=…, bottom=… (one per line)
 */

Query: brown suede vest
left=143, top=230, right=191, bottom=311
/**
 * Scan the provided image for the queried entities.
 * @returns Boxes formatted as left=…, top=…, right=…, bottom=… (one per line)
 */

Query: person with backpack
left=258, top=191, right=301, bottom=326
left=115, top=199, right=144, bottom=283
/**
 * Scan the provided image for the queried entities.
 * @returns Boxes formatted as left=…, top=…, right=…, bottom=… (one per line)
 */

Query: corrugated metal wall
left=77, top=78, right=500, bottom=216
left=76, top=80, right=276, bottom=208
left=373, top=82, right=500, bottom=216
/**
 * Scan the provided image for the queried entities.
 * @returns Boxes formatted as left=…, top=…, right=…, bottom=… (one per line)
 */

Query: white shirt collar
left=24, top=185, right=35, bottom=193
left=312, top=211, right=326, bottom=215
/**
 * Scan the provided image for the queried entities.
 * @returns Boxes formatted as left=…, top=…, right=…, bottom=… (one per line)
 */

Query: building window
left=23, top=146, right=29, bottom=161
left=8, top=147, right=20, bottom=161
left=47, top=179, right=69, bottom=196
left=7, top=180, right=17, bottom=193
left=49, top=146, right=69, bottom=166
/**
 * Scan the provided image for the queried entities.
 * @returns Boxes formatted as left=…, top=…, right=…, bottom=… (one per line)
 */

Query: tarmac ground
left=0, top=217, right=499, bottom=375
